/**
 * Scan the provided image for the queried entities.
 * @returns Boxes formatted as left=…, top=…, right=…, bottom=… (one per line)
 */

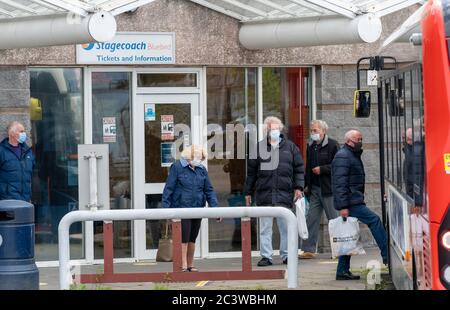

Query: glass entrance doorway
left=133, top=92, right=201, bottom=259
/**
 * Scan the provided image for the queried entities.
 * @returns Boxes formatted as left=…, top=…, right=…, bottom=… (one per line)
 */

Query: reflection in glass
left=30, top=68, right=84, bottom=261
left=263, top=67, right=312, bottom=160
left=146, top=194, right=164, bottom=250
left=206, top=67, right=258, bottom=252
left=92, top=72, right=132, bottom=259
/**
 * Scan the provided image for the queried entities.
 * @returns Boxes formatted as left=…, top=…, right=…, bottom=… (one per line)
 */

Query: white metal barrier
left=58, top=207, right=299, bottom=289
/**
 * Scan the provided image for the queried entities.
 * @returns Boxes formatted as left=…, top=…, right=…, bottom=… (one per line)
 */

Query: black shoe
left=257, top=258, right=273, bottom=267
left=283, top=258, right=288, bottom=265
left=336, top=272, right=361, bottom=280
left=383, top=257, right=388, bottom=265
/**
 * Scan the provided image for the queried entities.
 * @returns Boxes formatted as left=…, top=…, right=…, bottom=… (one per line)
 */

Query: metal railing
left=58, top=207, right=299, bottom=289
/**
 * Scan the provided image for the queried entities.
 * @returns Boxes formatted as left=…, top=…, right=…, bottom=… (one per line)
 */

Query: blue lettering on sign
left=95, top=42, right=147, bottom=52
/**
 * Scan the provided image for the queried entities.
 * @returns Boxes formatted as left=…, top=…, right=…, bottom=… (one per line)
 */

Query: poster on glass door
left=161, top=142, right=175, bottom=167
left=144, top=103, right=155, bottom=121
left=161, top=115, right=174, bottom=140
left=103, top=117, right=116, bottom=143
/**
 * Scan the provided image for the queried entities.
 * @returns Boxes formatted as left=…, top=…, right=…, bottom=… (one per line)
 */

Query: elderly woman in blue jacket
left=162, top=145, right=218, bottom=272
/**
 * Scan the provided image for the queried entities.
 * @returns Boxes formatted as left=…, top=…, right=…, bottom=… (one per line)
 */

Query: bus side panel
left=412, top=213, right=433, bottom=289
left=421, top=0, right=450, bottom=290
left=387, top=185, right=414, bottom=289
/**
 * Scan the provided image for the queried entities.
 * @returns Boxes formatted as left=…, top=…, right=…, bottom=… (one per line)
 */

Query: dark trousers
left=337, top=204, right=388, bottom=275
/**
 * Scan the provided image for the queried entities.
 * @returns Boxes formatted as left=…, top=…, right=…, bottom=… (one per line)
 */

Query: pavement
left=38, top=247, right=392, bottom=290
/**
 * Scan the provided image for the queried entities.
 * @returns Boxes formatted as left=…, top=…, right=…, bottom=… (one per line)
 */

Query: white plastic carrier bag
left=328, top=216, right=366, bottom=258
left=295, top=197, right=309, bottom=240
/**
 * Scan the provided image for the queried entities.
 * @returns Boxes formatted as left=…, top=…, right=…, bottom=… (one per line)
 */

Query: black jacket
left=244, top=135, right=305, bottom=208
left=403, top=141, right=425, bottom=205
left=331, top=144, right=365, bottom=210
left=305, top=135, right=340, bottom=197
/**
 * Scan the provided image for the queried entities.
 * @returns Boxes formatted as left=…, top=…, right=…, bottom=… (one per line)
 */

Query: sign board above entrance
left=76, top=32, right=175, bottom=65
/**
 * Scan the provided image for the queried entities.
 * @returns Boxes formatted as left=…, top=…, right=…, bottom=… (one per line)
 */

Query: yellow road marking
left=196, top=281, right=209, bottom=287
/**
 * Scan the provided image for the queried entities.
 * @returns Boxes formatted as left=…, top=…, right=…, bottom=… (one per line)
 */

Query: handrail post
left=241, top=217, right=252, bottom=272
left=285, top=211, right=299, bottom=288
left=58, top=215, right=73, bottom=290
left=171, top=219, right=182, bottom=272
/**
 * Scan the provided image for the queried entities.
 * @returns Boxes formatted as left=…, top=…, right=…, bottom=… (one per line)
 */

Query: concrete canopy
left=0, top=0, right=426, bottom=49
left=187, top=0, right=426, bottom=48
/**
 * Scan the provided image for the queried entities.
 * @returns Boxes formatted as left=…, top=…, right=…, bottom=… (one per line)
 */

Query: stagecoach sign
left=76, top=32, right=175, bottom=65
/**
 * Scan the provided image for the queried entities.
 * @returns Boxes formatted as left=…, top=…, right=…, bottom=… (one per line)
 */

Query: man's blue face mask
left=270, top=129, right=281, bottom=141
left=18, top=132, right=27, bottom=144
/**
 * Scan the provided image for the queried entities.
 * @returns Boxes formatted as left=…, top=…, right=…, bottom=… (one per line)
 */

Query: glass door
left=133, top=93, right=200, bottom=259
left=91, top=72, right=132, bottom=259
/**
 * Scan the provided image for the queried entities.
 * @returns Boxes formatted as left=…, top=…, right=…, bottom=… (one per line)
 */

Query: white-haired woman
left=162, top=145, right=218, bottom=272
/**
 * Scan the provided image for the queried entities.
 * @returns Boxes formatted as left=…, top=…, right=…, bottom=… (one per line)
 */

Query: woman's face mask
left=191, top=159, right=202, bottom=167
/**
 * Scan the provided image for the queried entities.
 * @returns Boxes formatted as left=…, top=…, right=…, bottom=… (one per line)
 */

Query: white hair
left=263, top=116, right=284, bottom=134
left=181, top=144, right=208, bottom=160
left=310, top=120, right=328, bottom=132
left=7, top=121, right=23, bottom=135
left=344, top=129, right=361, bottom=142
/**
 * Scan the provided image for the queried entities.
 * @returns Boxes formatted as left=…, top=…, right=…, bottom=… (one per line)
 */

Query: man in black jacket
left=331, top=130, right=388, bottom=280
left=300, top=120, right=340, bottom=259
left=403, top=128, right=425, bottom=206
left=244, top=116, right=304, bottom=266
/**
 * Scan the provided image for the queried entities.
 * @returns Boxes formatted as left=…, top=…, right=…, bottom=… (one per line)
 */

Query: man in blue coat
left=331, top=129, right=387, bottom=280
left=0, top=122, right=34, bottom=202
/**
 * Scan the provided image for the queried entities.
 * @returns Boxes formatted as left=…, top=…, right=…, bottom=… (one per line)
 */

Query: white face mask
left=191, top=159, right=202, bottom=167
left=311, top=133, right=321, bottom=142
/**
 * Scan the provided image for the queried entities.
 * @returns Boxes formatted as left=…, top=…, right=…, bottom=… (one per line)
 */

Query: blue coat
left=331, top=144, right=365, bottom=210
left=0, top=138, right=35, bottom=201
left=162, top=159, right=219, bottom=209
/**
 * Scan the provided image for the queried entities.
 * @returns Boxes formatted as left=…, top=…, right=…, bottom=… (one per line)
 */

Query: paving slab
left=39, top=248, right=391, bottom=290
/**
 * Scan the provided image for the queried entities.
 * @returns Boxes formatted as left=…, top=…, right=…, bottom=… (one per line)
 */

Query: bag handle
left=163, top=220, right=170, bottom=239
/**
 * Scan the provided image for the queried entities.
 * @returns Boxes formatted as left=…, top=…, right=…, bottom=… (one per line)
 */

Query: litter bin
left=0, top=200, right=39, bottom=290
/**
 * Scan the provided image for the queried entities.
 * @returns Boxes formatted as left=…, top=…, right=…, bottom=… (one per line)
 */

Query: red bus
left=377, top=0, right=450, bottom=290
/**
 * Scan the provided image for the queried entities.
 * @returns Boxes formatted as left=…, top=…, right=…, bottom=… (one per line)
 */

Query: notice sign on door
left=103, top=117, right=116, bottom=143
left=161, top=142, right=175, bottom=167
left=161, top=115, right=174, bottom=141
left=144, top=103, right=155, bottom=121
left=76, top=32, right=175, bottom=65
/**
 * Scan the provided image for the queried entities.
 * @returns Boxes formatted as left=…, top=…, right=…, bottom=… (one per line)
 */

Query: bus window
left=403, top=71, right=415, bottom=200
left=411, top=67, right=426, bottom=209
left=383, top=80, right=391, bottom=181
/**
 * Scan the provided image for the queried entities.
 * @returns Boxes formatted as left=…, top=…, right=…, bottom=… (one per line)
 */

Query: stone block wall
left=0, top=66, right=30, bottom=140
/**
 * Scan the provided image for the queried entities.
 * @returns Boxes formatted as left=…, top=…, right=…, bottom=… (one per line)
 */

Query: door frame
left=132, top=67, right=206, bottom=260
